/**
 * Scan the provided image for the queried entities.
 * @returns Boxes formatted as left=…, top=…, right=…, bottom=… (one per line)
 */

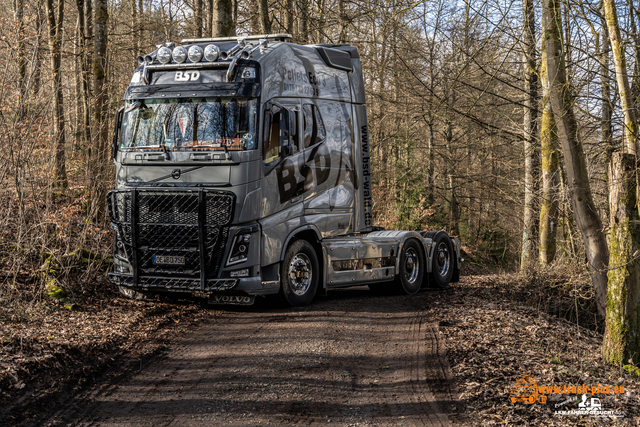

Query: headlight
left=241, top=67, right=256, bottom=79
left=188, top=45, right=203, bottom=63
left=204, top=44, right=220, bottom=62
left=172, top=46, right=187, bottom=63
left=157, top=47, right=172, bottom=64
left=227, top=233, right=251, bottom=265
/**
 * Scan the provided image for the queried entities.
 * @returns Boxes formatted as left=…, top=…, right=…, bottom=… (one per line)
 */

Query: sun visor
left=315, top=47, right=353, bottom=72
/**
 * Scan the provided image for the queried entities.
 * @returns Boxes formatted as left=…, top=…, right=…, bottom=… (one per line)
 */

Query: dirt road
left=43, top=287, right=462, bottom=426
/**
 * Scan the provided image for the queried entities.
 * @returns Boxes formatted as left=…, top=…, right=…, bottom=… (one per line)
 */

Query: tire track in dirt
left=40, top=289, right=463, bottom=426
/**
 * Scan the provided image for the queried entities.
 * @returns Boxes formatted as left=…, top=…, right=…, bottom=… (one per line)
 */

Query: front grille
left=108, top=189, right=235, bottom=290
left=108, top=273, right=237, bottom=291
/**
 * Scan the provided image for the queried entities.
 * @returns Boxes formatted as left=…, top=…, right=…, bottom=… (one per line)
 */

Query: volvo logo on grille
left=171, top=169, right=181, bottom=179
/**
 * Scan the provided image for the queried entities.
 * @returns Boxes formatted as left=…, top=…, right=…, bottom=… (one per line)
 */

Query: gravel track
left=42, top=287, right=462, bottom=426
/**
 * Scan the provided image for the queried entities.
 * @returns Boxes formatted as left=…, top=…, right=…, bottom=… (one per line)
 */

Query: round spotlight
left=172, top=46, right=187, bottom=64
left=188, top=45, right=203, bottom=63
left=204, top=44, right=220, bottom=62
left=157, top=47, right=172, bottom=64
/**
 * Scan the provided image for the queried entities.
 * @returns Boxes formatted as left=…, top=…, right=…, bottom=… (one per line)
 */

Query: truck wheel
left=394, top=239, right=424, bottom=295
left=431, top=232, right=454, bottom=289
left=279, top=240, right=319, bottom=307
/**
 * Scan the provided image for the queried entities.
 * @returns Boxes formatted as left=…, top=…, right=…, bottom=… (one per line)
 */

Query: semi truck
left=107, top=34, right=462, bottom=306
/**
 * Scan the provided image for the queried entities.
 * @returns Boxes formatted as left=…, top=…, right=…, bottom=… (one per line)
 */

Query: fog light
left=188, top=45, right=203, bottom=63
left=157, top=47, right=172, bottom=64
left=115, top=264, right=130, bottom=274
left=172, top=46, right=187, bottom=63
left=230, top=269, right=249, bottom=277
left=204, top=44, right=220, bottom=62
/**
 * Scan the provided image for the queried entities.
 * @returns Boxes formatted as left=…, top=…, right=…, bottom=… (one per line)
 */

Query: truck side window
left=263, top=110, right=281, bottom=163
left=303, top=104, right=326, bottom=149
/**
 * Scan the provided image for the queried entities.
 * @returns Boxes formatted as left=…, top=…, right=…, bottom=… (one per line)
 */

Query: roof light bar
left=180, top=34, right=292, bottom=44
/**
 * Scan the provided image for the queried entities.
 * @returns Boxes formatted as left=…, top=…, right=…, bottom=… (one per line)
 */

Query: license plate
left=153, top=255, right=185, bottom=265
left=208, top=295, right=255, bottom=306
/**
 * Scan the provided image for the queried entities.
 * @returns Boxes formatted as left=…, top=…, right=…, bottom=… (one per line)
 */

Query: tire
left=394, top=239, right=424, bottom=295
left=279, top=240, right=319, bottom=307
left=431, top=232, right=454, bottom=289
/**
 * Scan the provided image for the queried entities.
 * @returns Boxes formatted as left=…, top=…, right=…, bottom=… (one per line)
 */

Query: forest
left=1, top=0, right=640, bottom=423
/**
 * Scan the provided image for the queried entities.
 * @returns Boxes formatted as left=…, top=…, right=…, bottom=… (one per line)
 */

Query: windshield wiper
left=222, top=144, right=232, bottom=161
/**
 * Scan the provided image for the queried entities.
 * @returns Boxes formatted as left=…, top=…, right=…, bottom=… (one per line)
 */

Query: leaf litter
left=429, top=274, right=639, bottom=426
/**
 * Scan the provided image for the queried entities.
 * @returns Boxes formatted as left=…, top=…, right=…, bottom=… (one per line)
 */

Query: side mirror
left=112, top=107, right=124, bottom=160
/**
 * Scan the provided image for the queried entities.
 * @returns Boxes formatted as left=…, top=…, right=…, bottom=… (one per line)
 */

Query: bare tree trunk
left=604, top=153, right=640, bottom=364
left=45, top=0, right=68, bottom=188
left=298, top=0, right=309, bottom=42
left=600, top=13, right=614, bottom=161
left=539, top=32, right=559, bottom=265
left=138, top=0, right=144, bottom=50
left=76, top=0, right=92, bottom=186
left=444, top=121, right=459, bottom=236
left=32, top=1, right=43, bottom=95
left=542, top=0, right=609, bottom=316
left=195, top=0, right=203, bottom=38
left=206, top=0, right=213, bottom=36
left=74, top=18, right=82, bottom=150
left=625, top=0, right=640, bottom=109
left=426, top=118, right=435, bottom=205
left=604, top=0, right=639, bottom=155
left=316, top=0, right=324, bottom=43
left=212, top=0, right=234, bottom=37
left=88, top=0, right=109, bottom=220
left=259, top=0, right=270, bottom=34
left=131, top=0, right=139, bottom=57
left=338, top=0, right=347, bottom=43
left=285, top=0, right=294, bottom=34
left=520, top=0, right=538, bottom=269
left=14, top=0, right=26, bottom=117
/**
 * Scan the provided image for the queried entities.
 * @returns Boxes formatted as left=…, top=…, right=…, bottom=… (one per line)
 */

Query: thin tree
left=259, top=0, right=270, bottom=34
left=195, top=0, right=203, bottom=38
left=542, top=0, right=609, bottom=316
left=44, top=0, right=68, bottom=188
left=213, top=0, right=234, bottom=37
left=538, top=27, right=559, bottom=265
left=520, top=0, right=539, bottom=269
left=603, top=0, right=638, bottom=154
left=88, top=0, right=109, bottom=219
left=602, top=0, right=640, bottom=366
left=14, top=0, right=26, bottom=117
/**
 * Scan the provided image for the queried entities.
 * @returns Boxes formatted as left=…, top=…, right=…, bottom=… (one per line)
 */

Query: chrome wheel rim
left=436, top=243, right=450, bottom=276
left=403, top=247, right=419, bottom=284
left=288, top=253, right=312, bottom=296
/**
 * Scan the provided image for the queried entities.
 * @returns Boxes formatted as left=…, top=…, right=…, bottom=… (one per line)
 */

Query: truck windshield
left=121, top=97, right=258, bottom=151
